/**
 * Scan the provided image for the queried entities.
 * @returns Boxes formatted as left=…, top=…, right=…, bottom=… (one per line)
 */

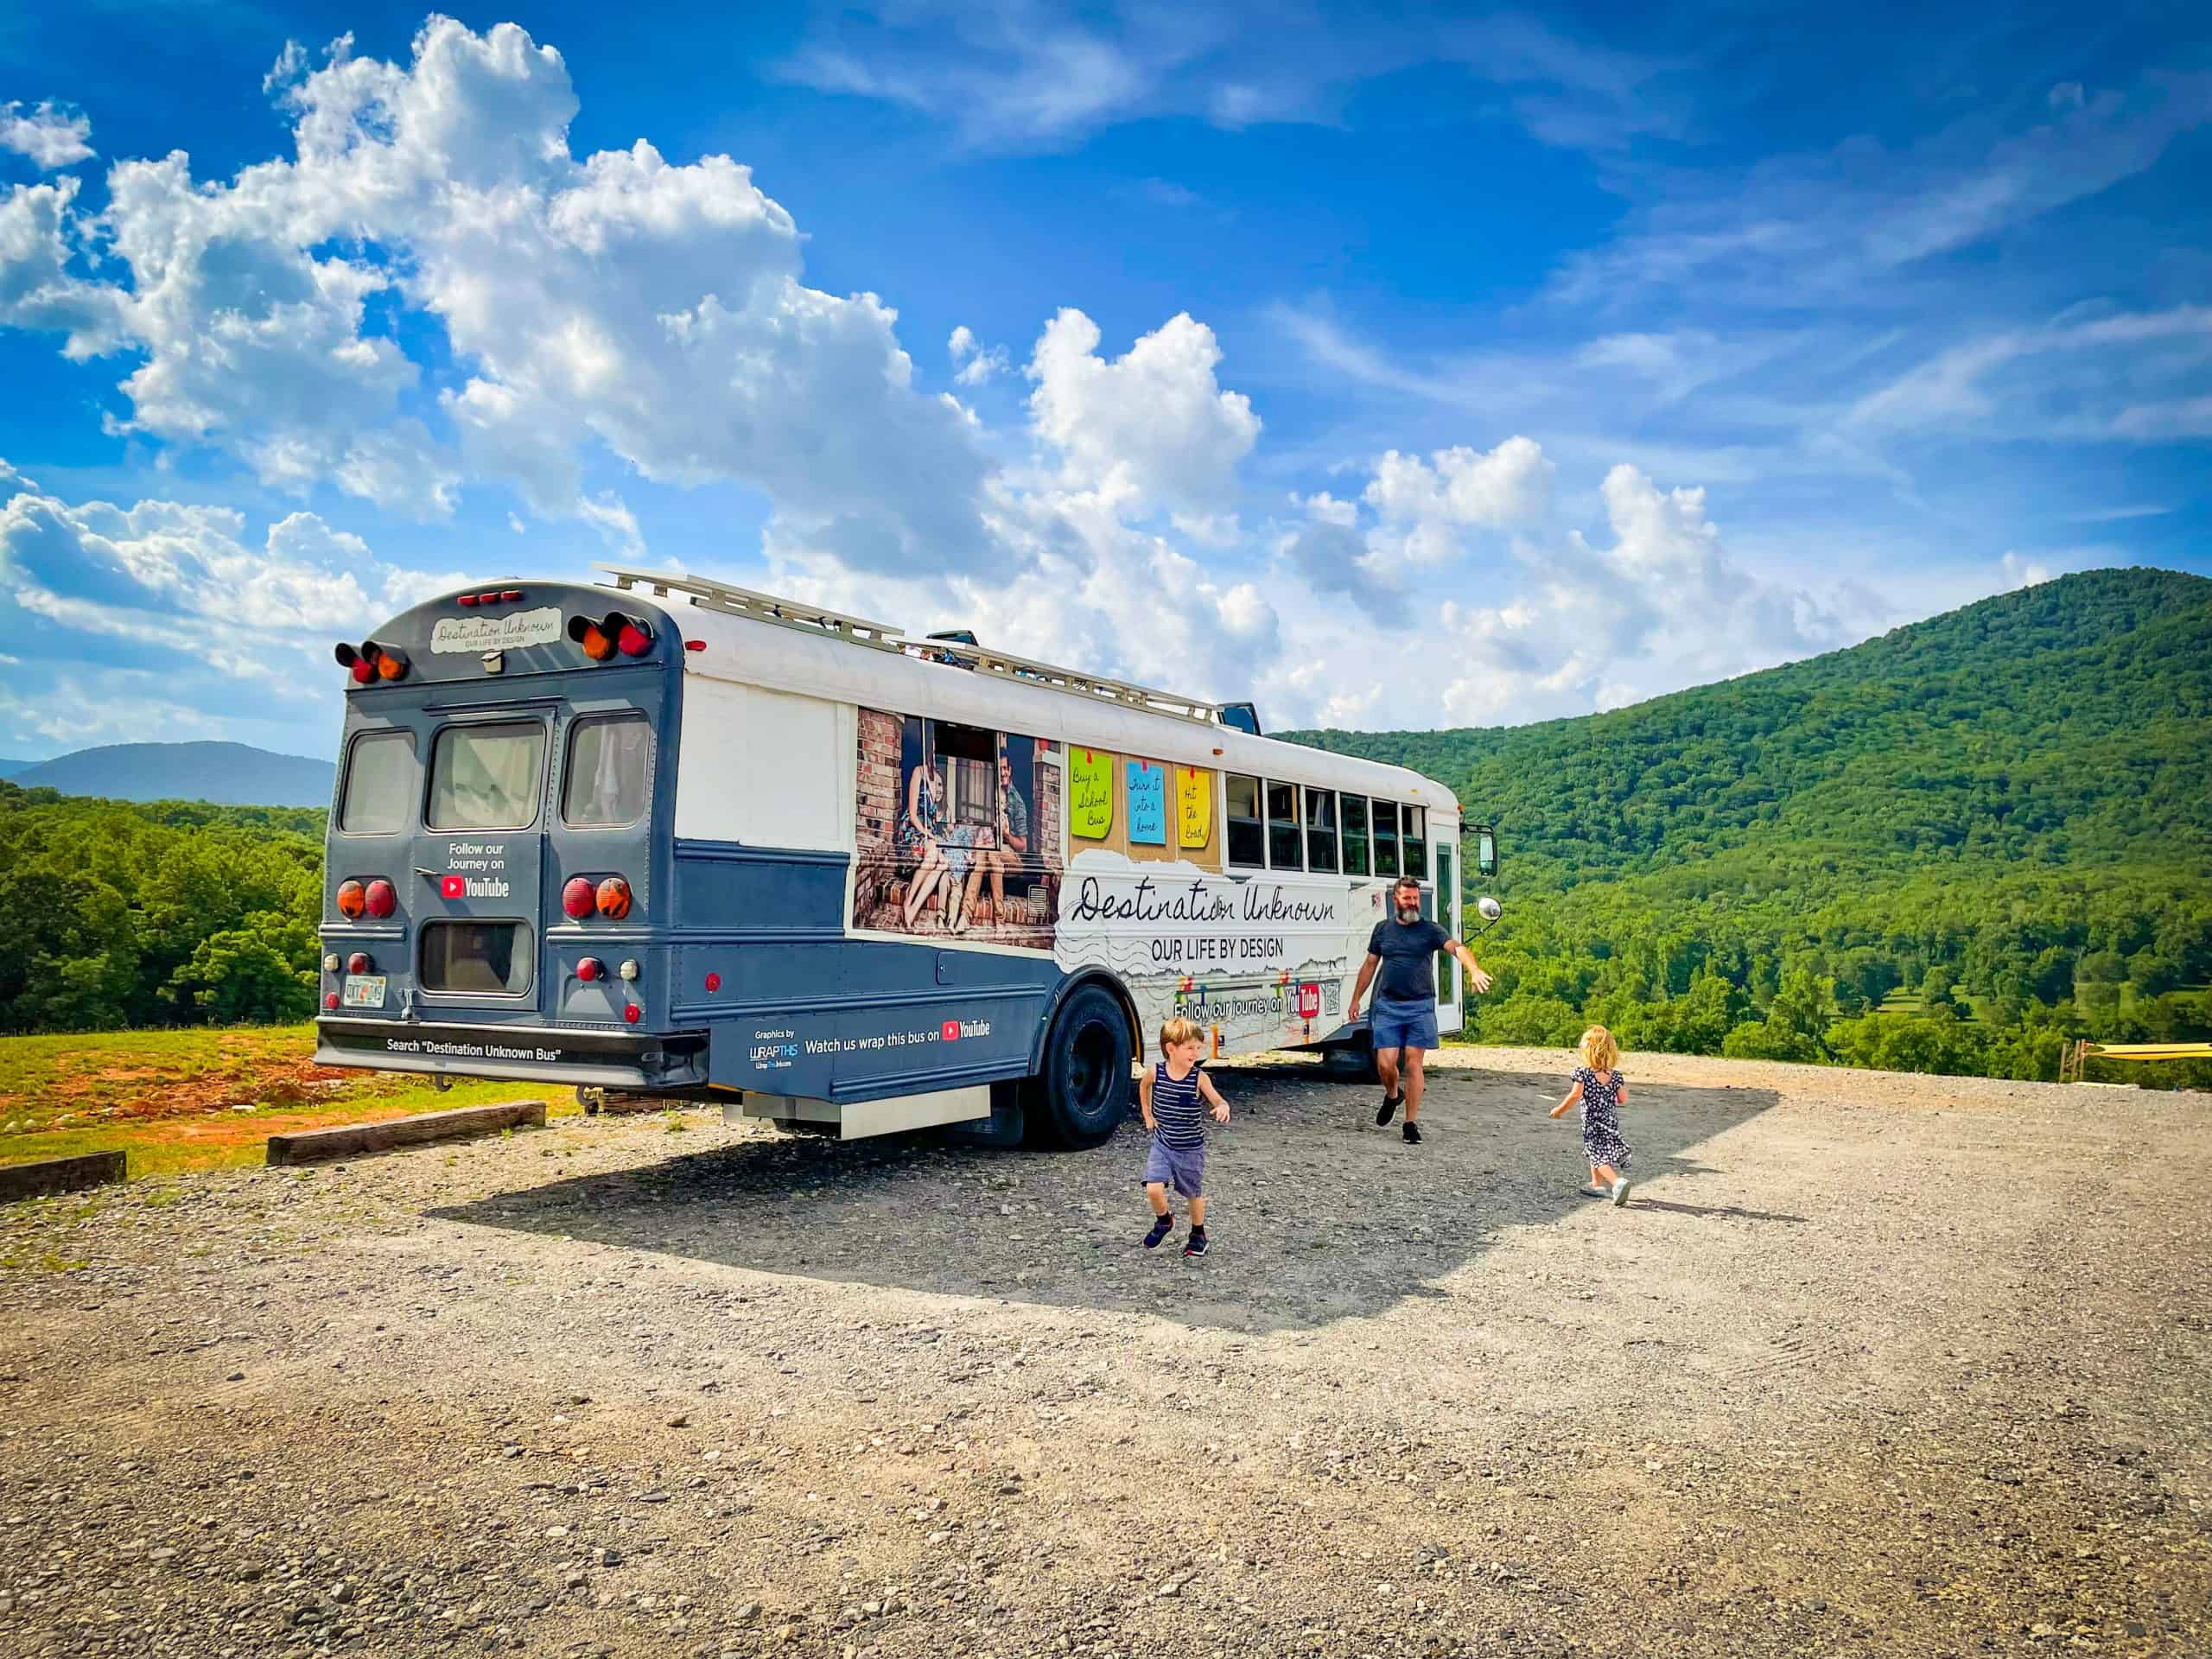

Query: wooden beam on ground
left=265, top=1100, right=546, bottom=1166
left=0, top=1150, right=128, bottom=1203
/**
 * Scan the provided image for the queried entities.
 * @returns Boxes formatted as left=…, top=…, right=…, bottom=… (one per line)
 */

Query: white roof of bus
left=605, top=580, right=1460, bottom=816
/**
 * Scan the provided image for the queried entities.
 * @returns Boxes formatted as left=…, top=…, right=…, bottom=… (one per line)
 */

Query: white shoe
left=1610, top=1178, right=1631, bottom=1206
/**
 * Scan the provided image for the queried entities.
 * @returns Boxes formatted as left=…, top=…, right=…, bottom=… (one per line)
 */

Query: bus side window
left=1341, top=794, right=1370, bottom=876
left=1226, top=774, right=1264, bottom=868
left=1402, top=804, right=1427, bottom=880
left=1372, top=798, right=1400, bottom=877
left=1266, top=780, right=1302, bottom=870
left=931, top=721, right=997, bottom=830
left=1304, top=787, right=1338, bottom=873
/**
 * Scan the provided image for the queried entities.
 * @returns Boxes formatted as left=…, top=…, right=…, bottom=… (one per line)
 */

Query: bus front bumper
left=315, top=1017, right=709, bottom=1091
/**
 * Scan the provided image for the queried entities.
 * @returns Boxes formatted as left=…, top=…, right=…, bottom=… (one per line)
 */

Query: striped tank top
left=1150, top=1060, right=1208, bottom=1149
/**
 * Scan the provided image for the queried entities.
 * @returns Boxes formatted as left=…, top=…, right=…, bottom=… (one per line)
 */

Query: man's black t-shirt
left=1367, top=915, right=1451, bottom=1003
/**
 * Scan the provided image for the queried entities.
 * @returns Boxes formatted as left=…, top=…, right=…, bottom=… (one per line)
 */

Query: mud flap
left=940, top=1078, right=1027, bottom=1149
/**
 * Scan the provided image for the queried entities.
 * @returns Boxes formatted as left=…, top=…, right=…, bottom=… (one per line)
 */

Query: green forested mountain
left=0, top=786, right=327, bottom=1030
left=1285, top=568, right=2212, bottom=1086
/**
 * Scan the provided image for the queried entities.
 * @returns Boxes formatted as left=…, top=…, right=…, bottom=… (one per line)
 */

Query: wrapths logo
left=442, top=874, right=511, bottom=899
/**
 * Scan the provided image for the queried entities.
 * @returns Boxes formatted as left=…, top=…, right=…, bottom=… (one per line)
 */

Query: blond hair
left=1578, top=1025, right=1619, bottom=1074
left=1160, top=1016, right=1206, bottom=1055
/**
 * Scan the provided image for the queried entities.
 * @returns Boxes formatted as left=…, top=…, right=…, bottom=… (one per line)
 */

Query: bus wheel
left=1026, top=983, right=1132, bottom=1149
left=1321, top=1036, right=1380, bottom=1085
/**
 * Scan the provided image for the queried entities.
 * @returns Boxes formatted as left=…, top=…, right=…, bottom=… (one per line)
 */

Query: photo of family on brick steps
left=852, top=709, right=1065, bottom=948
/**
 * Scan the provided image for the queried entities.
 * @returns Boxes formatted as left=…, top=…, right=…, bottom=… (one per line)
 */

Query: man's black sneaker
left=1182, top=1227, right=1209, bottom=1259
left=1376, top=1092, right=1402, bottom=1127
left=1143, top=1215, right=1173, bottom=1249
left=1402, top=1121, right=1422, bottom=1144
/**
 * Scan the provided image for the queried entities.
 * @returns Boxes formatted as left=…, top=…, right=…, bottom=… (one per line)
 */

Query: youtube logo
left=441, top=874, right=465, bottom=899
left=941, top=1020, right=961, bottom=1042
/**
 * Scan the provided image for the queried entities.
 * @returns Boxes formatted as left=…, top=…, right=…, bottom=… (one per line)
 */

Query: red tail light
left=346, top=951, right=373, bottom=975
left=324, top=991, right=340, bottom=1010
left=623, top=1003, right=640, bottom=1025
left=562, top=876, right=596, bottom=919
left=576, top=957, right=603, bottom=982
left=335, top=880, right=366, bottom=919
left=594, top=875, right=633, bottom=920
left=615, top=620, right=652, bottom=657
left=364, top=879, right=397, bottom=919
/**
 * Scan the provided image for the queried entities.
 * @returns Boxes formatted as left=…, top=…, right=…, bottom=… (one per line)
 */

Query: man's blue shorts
left=1370, top=995, right=1440, bottom=1053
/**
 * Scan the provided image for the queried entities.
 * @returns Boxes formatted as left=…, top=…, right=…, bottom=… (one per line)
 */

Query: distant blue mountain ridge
left=3, top=742, right=335, bottom=808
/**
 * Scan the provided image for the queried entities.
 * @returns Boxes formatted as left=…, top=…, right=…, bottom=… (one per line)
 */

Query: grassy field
left=0, top=1024, right=575, bottom=1179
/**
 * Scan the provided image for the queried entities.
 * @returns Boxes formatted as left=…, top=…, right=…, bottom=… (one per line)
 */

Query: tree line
left=0, top=782, right=327, bottom=1028
left=1290, top=568, right=2212, bottom=1090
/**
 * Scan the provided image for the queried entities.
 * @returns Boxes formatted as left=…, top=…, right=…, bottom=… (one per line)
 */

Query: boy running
left=1139, top=1016, right=1230, bottom=1258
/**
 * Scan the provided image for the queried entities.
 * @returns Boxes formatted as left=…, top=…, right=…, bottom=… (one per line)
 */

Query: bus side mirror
left=1473, top=824, right=1498, bottom=879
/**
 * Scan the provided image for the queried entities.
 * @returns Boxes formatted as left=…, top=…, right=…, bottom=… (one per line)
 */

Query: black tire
left=1321, top=1033, right=1381, bottom=1085
left=1024, top=982, right=1134, bottom=1149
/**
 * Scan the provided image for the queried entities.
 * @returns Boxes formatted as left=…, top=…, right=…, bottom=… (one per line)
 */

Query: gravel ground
left=2, top=1046, right=2207, bottom=1659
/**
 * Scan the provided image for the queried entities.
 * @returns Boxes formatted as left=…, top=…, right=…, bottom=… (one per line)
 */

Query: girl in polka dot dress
left=1550, top=1025, right=1633, bottom=1205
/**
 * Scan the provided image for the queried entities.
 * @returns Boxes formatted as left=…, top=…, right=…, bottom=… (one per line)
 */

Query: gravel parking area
left=3, top=1046, right=2208, bottom=1658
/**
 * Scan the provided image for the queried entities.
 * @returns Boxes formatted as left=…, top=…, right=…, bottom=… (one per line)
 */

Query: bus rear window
left=339, top=729, right=415, bottom=834
left=420, top=921, right=533, bottom=995
left=429, top=723, right=545, bottom=830
left=563, top=714, right=652, bottom=827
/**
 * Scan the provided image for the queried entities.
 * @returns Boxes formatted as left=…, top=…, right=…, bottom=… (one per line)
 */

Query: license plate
left=341, top=975, right=388, bottom=1009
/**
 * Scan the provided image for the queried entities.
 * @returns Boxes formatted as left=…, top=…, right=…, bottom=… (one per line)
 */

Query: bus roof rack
left=895, top=634, right=1230, bottom=725
left=597, top=565, right=906, bottom=652
left=597, top=564, right=1236, bottom=726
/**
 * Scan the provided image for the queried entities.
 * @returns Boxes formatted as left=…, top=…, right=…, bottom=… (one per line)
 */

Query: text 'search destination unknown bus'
left=315, top=569, right=1498, bottom=1147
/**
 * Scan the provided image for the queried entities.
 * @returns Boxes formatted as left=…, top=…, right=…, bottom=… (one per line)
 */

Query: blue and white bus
left=315, top=568, right=1494, bottom=1147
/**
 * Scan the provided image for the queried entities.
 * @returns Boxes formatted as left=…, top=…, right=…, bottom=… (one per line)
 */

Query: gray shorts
left=1141, top=1137, right=1206, bottom=1198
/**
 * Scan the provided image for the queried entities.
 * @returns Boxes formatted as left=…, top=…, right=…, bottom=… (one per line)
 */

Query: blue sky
left=1, top=1, right=2206, bottom=760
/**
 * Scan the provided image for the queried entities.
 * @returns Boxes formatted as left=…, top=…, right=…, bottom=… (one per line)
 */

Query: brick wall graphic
left=853, top=708, right=1061, bottom=950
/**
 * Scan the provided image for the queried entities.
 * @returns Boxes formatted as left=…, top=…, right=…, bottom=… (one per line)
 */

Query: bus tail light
left=568, top=614, right=614, bottom=661
left=562, top=876, right=596, bottom=919
left=568, top=611, right=651, bottom=662
left=364, top=879, right=397, bottom=919
left=594, top=876, right=633, bottom=920
left=324, top=991, right=340, bottom=1010
left=335, top=879, right=366, bottom=919
left=335, top=640, right=407, bottom=684
left=576, top=957, right=603, bottom=982
left=346, top=951, right=373, bottom=975
left=623, top=1003, right=640, bottom=1025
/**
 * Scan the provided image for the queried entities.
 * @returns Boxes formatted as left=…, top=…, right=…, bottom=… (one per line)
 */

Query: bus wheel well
left=1034, top=969, right=1141, bottom=1073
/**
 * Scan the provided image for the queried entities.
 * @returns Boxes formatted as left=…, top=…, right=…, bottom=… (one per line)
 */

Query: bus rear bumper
left=315, top=1017, right=709, bottom=1091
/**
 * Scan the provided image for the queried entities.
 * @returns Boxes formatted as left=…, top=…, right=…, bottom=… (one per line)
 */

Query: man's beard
left=1396, top=904, right=1421, bottom=922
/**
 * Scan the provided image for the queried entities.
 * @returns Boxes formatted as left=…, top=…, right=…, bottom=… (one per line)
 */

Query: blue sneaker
left=1143, top=1215, right=1173, bottom=1249
left=1182, top=1227, right=1209, bottom=1259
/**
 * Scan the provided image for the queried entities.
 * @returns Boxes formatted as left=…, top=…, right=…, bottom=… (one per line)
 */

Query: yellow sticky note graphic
left=1177, top=766, right=1212, bottom=849
left=1071, top=747, right=1114, bottom=840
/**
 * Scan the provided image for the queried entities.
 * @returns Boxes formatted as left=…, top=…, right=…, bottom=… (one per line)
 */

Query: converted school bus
left=315, top=569, right=1491, bottom=1149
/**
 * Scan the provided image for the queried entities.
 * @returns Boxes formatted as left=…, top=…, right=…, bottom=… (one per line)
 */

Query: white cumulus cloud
left=0, top=102, right=93, bottom=170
